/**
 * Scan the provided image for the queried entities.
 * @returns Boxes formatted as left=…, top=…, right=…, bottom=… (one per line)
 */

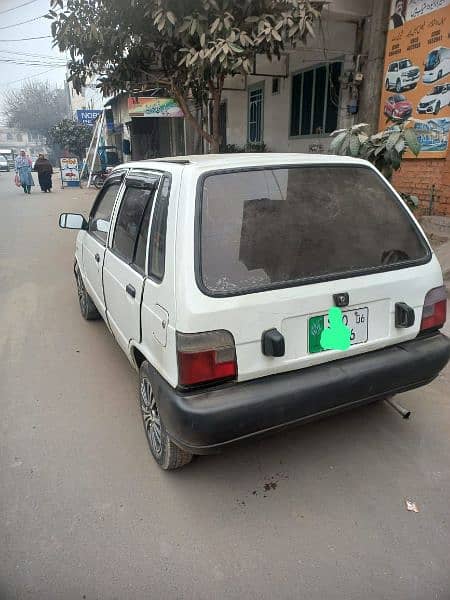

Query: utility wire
left=0, top=0, right=39, bottom=15
left=0, top=35, right=52, bottom=42
left=0, top=59, right=66, bottom=66
left=2, top=65, right=65, bottom=86
left=0, top=14, right=44, bottom=30
left=0, top=49, right=63, bottom=60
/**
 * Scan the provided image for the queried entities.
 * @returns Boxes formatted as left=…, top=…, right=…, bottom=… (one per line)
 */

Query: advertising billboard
left=76, top=110, right=102, bottom=126
left=60, top=157, right=80, bottom=187
left=379, top=0, right=450, bottom=158
left=127, top=97, right=184, bottom=118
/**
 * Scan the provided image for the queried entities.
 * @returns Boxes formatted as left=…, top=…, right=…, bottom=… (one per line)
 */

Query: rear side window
left=148, top=176, right=170, bottom=281
left=199, top=166, right=429, bottom=296
left=112, top=187, right=153, bottom=265
left=89, top=183, right=120, bottom=244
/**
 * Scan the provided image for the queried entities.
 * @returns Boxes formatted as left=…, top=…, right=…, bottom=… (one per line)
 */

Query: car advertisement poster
left=60, top=157, right=80, bottom=187
left=379, top=0, right=450, bottom=158
left=127, top=97, right=184, bottom=118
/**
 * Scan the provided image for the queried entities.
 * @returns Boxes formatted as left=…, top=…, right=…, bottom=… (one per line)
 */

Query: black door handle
left=126, top=284, right=136, bottom=298
left=95, top=253, right=100, bottom=263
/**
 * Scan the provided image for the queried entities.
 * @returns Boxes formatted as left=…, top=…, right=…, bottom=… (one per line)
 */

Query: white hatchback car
left=60, top=154, right=450, bottom=469
left=417, top=83, right=450, bottom=115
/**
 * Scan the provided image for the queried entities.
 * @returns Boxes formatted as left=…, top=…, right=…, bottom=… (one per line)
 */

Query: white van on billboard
left=423, top=46, right=450, bottom=83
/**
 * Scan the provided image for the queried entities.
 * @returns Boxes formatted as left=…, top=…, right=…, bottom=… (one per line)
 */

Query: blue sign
left=76, top=110, right=102, bottom=126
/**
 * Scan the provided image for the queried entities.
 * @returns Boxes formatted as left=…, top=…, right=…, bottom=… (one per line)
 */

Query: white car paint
left=70, top=153, right=441, bottom=389
left=385, top=58, right=421, bottom=92
left=417, top=83, right=450, bottom=114
left=423, top=46, right=450, bottom=84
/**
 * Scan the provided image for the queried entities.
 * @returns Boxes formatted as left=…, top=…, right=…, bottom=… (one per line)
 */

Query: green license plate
left=308, top=307, right=369, bottom=354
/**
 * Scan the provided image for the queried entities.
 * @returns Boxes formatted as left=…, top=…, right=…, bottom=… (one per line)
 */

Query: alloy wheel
left=76, top=271, right=87, bottom=314
left=140, top=377, right=162, bottom=456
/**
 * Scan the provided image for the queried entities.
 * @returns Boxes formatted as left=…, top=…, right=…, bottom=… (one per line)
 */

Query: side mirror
left=59, top=213, right=88, bottom=230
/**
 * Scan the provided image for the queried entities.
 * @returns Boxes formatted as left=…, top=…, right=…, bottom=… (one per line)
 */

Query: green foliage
left=330, top=122, right=421, bottom=181
left=2, top=81, right=68, bottom=136
left=47, top=118, right=93, bottom=159
left=48, top=0, right=325, bottom=151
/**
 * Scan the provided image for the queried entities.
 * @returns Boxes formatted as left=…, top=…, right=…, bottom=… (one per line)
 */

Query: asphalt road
left=1, top=172, right=450, bottom=600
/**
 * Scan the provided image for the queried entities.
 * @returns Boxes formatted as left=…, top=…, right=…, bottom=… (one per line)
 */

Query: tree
left=330, top=122, right=421, bottom=210
left=330, top=122, right=421, bottom=181
left=2, top=81, right=68, bottom=136
left=47, top=118, right=92, bottom=159
left=49, top=0, right=324, bottom=152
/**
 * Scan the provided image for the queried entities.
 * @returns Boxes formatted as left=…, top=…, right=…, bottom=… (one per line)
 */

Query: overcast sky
left=0, top=0, right=67, bottom=115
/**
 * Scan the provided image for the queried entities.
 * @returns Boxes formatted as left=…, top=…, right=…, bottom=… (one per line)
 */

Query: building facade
left=221, top=0, right=382, bottom=153
left=0, top=126, right=47, bottom=162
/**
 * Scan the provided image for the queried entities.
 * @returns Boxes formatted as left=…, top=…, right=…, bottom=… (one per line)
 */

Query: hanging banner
left=76, top=110, right=102, bottom=126
left=379, top=0, right=450, bottom=158
left=60, top=157, right=80, bottom=187
left=127, top=97, right=184, bottom=118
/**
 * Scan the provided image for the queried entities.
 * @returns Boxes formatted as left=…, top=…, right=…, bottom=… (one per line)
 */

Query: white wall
left=222, top=0, right=373, bottom=153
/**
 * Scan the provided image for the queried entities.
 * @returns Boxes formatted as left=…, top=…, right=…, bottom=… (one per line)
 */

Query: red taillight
left=420, top=286, right=447, bottom=332
left=176, top=330, right=237, bottom=387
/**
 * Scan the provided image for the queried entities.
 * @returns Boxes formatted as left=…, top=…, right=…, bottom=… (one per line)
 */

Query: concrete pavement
left=1, top=173, right=450, bottom=600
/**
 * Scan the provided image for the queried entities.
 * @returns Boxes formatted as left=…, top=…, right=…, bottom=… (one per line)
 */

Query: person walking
left=14, top=150, right=34, bottom=194
left=34, top=154, right=53, bottom=192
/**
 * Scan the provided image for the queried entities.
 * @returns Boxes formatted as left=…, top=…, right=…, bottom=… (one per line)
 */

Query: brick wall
left=393, top=155, right=450, bottom=216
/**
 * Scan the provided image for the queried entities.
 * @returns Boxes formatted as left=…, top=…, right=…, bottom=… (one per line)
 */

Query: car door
left=103, top=171, right=161, bottom=353
left=82, top=173, right=126, bottom=319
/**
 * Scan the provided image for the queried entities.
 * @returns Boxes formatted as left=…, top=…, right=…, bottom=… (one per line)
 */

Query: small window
left=133, top=193, right=154, bottom=272
left=89, top=183, right=121, bottom=244
left=7, top=133, right=13, bottom=140
left=290, top=62, right=342, bottom=137
left=149, top=176, right=170, bottom=281
left=248, top=85, right=264, bottom=143
left=112, top=186, right=153, bottom=263
left=272, top=78, right=280, bottom=95
left=16, top=134, right=23, bottom=142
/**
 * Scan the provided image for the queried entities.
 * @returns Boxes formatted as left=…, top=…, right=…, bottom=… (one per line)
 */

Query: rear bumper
left=153, top=333, right=450, bottom=454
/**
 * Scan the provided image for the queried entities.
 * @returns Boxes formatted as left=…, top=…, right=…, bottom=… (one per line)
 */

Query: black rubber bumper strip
left=149, top=332, right=450, bottom=454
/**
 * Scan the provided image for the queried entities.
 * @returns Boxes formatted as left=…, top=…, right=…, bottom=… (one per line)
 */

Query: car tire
left=434, top=101, right=441, bottom=115
left=438, top=70, right=443, bottom=80
left=139, top=361, right=193, bottom=470
left=396, top=79, right=402, bottom=93
left=93, top=175, right=104, bottom=189
left=74, top=262, right=101, bottom=321
left=385, top=79, right=390, bottom=90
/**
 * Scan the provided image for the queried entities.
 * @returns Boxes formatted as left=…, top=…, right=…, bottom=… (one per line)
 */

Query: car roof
left=114, top=153, right=371, bottom=174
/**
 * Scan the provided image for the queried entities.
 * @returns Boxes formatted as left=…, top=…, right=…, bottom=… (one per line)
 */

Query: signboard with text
left=127, top=97, right=184, bottom=118
left=76, top=110, right=102, bottom=126
left=60, top=157, right=80, bottom=187
left=379, top=0, right=450, bottom=158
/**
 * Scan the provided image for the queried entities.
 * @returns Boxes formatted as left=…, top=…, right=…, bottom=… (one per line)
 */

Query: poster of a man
left=390, top=0, right=407, bottom=28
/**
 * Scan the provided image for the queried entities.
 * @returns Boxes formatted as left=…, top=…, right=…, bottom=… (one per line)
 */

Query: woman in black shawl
left=34, top=154, right=53, bottom=192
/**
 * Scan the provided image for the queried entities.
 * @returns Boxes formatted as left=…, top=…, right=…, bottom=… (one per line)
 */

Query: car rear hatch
left=186, top=162, right=437, bottom=384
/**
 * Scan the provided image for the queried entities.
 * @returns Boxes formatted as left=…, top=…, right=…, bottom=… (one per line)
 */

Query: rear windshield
left=199, top=166, right=429, bottom=295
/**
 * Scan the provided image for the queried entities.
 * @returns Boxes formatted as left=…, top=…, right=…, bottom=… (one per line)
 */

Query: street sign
left=60, top=157, right=80, bottom=187
left=76, top=110, right=102, bottom=126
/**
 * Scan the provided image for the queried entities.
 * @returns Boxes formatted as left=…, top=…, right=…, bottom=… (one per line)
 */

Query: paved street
left=1, top=172, right=450, bottom=600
